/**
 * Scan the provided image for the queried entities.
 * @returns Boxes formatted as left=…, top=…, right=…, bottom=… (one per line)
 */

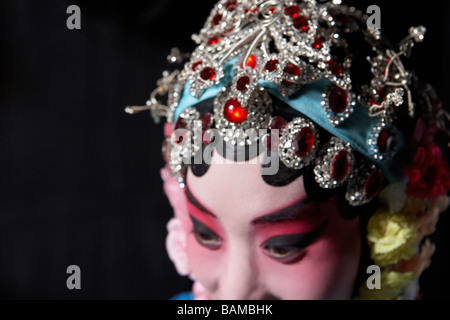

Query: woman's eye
left=194, top=231, right=222, bottom=249
left=262, top=245, right=305, bottom=262
left=261, top=224, right=325, bottom=263
left=190, top=215, right=222, bottom=249
left=260, top=229, right=323, bottom=264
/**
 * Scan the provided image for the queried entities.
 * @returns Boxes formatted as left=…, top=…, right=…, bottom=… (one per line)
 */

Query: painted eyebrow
left=185, top=183, right=312, bottom=223
left=185, top=183, right=216, bottom=218
left=251, top=197, right=311, bottom=224
left=190, top=215, right=218, bottom=235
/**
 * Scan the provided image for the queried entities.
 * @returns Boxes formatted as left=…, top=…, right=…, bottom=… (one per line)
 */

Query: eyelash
left=190, top=215, right=222, bottom=250
left=260, top=225, right=324, bottom=264
left=262, top=244, right=306, bottom=263
left=193, top=230, right=222, bottom=249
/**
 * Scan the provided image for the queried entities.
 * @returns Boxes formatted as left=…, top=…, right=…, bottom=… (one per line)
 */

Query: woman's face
left=185, top=151, right=361, bottom=300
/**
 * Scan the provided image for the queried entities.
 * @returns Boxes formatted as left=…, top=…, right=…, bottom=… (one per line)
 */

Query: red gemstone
left=282, top=63, right=301, bottom=87
left=269, top=116, right=287, bottom=131
left=285, top=5, right=300, bottom=18
left=225, top=0, right=237, bottom=11
left=293, top=126, right=314, bottom=157
left=376, top=87, right=388, bottom=103
left=200, top=67, right=216, bottom=81
left=173, top=117, right=187, bottom=144
left=202, top=130, right=214, bottom=145
left=377, top=128, right=395, bottom=153
left=293, top=15, right=309, bottom=32
left=202, top=113, right=213, bottom=145
left=241, top=54, right=257, bottom=69
left=433, top=98, right=442, bottom=112
left=364, top=169, right=384, bottom=200
left=246, top=54, right=257, bottom=69
left=265, top=132, right=280, bottom=151
left=212, top=14, right=222, bottom=26
left=331, top=150, right=351, bottom=181
left=174, top=117, right=187, bottom=130
left=207, top=36, right=221, bottom=45
left=223, top=99, right=248, bottom=124
left=329, top=86, right=348, bottom=114
left=266, top=135, right=273, bottom=150
left=268, top=116, right=287, bottom=150
left=327, top=59, right=343, bottom=77
left=264, top=59, right=279, bottom=72
left=192, top=60, right=202, bottom=71
left=201, top=113, right=212, bottom=129
left=236, top=76, right=250, bottom=91
left=312, top=37, right=323, bottom=49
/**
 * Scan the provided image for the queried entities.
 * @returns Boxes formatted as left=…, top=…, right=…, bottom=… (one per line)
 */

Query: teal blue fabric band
left=174, top=59, right=237, bottom=122
left=172, top=61, right=407, bottom=183
left=261, top=80, right=406, bottom=183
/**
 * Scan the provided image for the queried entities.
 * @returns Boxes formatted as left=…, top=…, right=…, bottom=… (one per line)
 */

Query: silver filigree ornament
left=321, top=85, right=355, bottom=127
left=366, top=88, right=404, bottom=161
left=409, top=26, right=426, bottom=43
left=345, top=160, right=385, bottom=207
left=182, top=0, right=349, bottom=102
left=213, top=84, right=273, bottom=146
left=169, top=107, right=203, bottom=184
left=314, top=137, right=354, bottom=189
left=279, top=117, right=319, bottom=170
left=189, top=60, right=225, bottom=99
left=362, top=24, right=427, bottom=162
left=367, top=119, right=399, bottom=162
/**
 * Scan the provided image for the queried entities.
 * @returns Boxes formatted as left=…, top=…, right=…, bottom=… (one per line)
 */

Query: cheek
left=186, top=233, right=222, bottom=292
left=257, top=213, right=361, bottom=299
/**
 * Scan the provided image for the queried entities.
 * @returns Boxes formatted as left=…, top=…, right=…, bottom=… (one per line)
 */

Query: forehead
left=186, top=152, right=305, bottom=222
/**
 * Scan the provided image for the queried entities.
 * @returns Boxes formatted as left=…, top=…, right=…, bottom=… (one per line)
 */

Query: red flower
left=403, top=119, right=450, bottom=199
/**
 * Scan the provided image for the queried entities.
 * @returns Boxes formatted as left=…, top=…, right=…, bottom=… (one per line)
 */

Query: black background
left=0, top=0, right=449, bottom=299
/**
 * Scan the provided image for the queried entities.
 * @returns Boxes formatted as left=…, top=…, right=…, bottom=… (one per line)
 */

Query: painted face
left=185, top=151, right=361, bottom=300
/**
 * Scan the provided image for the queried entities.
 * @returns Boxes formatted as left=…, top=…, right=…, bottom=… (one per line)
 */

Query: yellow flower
left=367, top=209, right=417, bottom=267
left=357, top=270, right=414, bottom=300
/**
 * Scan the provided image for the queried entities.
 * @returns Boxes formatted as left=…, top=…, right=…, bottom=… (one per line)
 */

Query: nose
left=219, top=243, right=263, bottom=300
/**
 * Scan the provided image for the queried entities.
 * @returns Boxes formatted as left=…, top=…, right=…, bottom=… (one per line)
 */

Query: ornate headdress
left=127, top=0, right=450, bottom=299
